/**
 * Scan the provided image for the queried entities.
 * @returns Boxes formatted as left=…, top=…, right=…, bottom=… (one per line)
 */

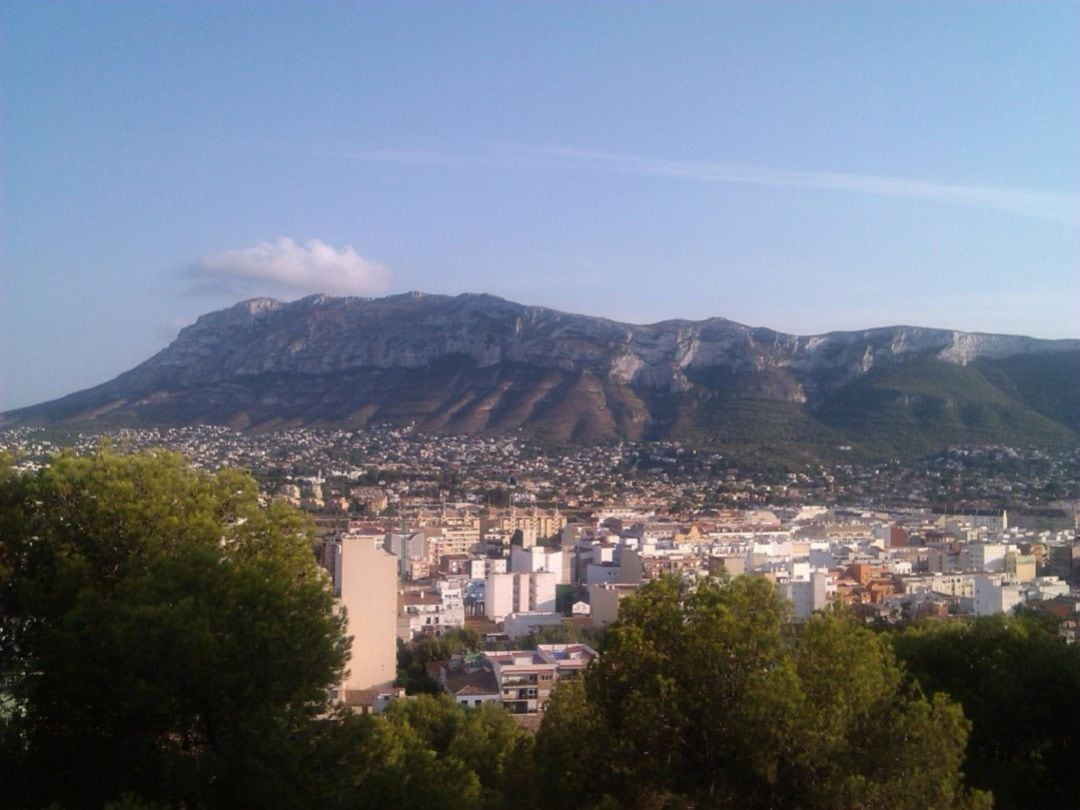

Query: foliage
left=15, top=449, right=1074, bottom=809
left=815, top=358, right=1077, bottom=458
left=893, top=612, right=1080, bottom=809
left=0, top=449, right=349, bottom=808
left=538, top=576, right=988, bottom=809
left=534, top=677, right=618, bottom=809
left=397, top=627, right=482, bottom=694
left=378, top=694, right=534, bottom=810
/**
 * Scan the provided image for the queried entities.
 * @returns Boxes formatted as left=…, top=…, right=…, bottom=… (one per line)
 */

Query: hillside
left=4, top=292, right=1078, bottom=459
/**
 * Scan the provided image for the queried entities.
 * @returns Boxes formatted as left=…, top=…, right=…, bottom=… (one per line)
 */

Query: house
left=536, top=643, right=599, bottom=679
left=426, top=654, right=502, bottom=708
left=486, top=650, right=558, bottom=714
left=397, top=580, right=465, bottom=640
left=428, top=644, right=599, bottom=715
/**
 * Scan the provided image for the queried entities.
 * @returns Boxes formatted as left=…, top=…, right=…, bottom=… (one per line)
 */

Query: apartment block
left=485, top=571, right=557, bottom=622
left=324, top=531, right=399, bottom=700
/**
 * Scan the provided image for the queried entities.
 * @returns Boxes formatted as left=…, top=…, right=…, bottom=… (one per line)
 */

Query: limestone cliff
left=6, top=292, right=1079, bottom=456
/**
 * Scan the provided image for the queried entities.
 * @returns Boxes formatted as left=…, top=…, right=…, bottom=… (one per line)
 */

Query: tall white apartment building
left=485, top=571, right=557, bottom=622
left=510, top=546, right=566, bottom=583
left=960, top=543, right=1011, bottom=573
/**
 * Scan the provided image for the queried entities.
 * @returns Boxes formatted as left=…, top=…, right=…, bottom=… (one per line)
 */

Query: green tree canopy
left=537, top=576, right=989, bottom=810
left=0, top=449, right=349, bottom=808
left=893, top=611, right=1080, bottom=810
left=396, top=626, right=484, bottom=694
left=379, top=694, right=535, bottom=810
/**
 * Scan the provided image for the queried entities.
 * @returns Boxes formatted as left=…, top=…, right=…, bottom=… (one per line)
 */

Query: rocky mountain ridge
left=130, top=292, right=1078, bottom=385
left=6, top=292, right=1079, bottom=459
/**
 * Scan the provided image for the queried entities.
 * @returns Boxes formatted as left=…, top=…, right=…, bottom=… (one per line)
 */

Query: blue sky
left=2, top=2, right=1077, bottom=410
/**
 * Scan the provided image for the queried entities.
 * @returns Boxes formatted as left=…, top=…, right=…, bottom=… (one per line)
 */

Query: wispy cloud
left=345, top=143, right=1079, bottom=226
left=182, top=238, right=391, bottom=299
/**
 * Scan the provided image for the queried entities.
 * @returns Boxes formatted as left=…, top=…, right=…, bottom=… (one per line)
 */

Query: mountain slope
left=4, top=292, right=1078, bottom=458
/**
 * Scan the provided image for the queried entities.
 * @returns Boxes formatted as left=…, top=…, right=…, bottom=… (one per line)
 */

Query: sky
left=2, top=2, right=1078, bottom=411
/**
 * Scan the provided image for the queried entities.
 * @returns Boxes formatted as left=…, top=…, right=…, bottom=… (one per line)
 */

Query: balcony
left=503, top=699, right=538, bottom=715
left=502, top=687, right=537, bottom=700
left=500, top=675, right=537, bottom=687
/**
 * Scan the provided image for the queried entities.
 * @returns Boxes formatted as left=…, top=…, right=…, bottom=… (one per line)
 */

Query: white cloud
left=183, top=238, right=390, bottom=299
left=344, top=142, right=1079, bottom=226
left=530, top=145, right=1079, bottom=226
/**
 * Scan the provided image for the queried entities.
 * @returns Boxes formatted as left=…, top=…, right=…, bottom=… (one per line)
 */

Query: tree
left=538, top=576, right=988, bottom=809
left=396, top=627, right=483, bottom=694
left=790, top=610, right=980, bottom=810
left=335, top=709, right=483, bottom=810
left=533, top=678, right=617, bottom=809
left=0, top=449, right=349, bottom=808
left=893, top=612, right=1080, bottom=809
left=378, top=694, right=534, bottom=810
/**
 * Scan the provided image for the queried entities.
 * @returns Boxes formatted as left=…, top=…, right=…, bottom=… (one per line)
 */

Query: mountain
left=5, top=292, right=1079, bottom=459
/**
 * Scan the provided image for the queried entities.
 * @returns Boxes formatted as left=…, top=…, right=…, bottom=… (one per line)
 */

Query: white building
left=903, top=574, right=976, bottom=599
left=485, top=571, right=557, bottom=622
left=398, top=580, right=466, bottom=640
left=780, top=571, right=834, bottom=619
left=503, top=611, right=565, bottom=639
left=961, top=543, right=1010, bottom=573
left=510, top=546, right=566, bottom=583
left=585, top=561, right=623, bottom=585
left=1027, top=576, right=1069, bottom=601
left=974, top=574, right=1025, bottom=615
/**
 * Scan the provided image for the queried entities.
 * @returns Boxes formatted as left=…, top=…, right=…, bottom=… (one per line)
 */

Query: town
left=4, top=424, right=1078, bottom=718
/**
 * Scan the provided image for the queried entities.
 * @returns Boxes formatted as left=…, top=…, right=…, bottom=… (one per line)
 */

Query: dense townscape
left=3, top=424, right=1078, bottom=510
left=2, top=424, right=1079, bottom=646
left=2, top=427, right=1079, bottom=809
left=3, top=426, right=1078, bottom=635
left=6, top=2, right=1078, bottom=807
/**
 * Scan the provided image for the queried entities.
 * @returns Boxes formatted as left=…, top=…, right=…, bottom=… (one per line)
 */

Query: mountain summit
left=6, top=292, right=1079, bottom=458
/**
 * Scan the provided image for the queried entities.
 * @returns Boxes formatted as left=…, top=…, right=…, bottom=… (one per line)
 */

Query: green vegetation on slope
left=974, top=353, right=1080, bottom=433
left=814, top=359, right=1076, bottom=457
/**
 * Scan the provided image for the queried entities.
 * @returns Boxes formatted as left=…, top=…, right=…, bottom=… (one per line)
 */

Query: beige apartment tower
left=325, top=532, right=398, bottom=694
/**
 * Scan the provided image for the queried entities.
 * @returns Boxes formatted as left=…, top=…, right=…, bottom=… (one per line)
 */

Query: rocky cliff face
left=124, top=292, right=1080, bottom=388
left=6, top=292, right=1079, bottom=456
